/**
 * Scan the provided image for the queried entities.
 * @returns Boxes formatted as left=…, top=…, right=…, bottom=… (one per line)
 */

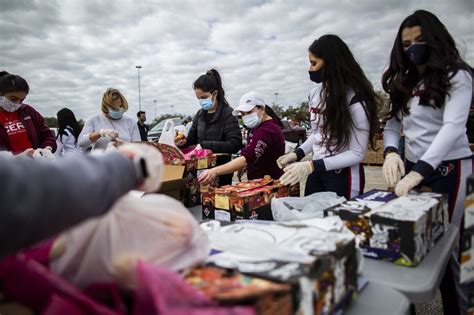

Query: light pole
left=135, top=65, right=142, bottom=111
left=153, top=99, right=157, bottom=119
left=274, top=92, right=279, bottom=105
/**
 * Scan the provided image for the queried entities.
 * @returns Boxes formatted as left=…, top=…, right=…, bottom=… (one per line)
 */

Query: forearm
left=0, top=152, right=138, bottom=257
left=214, top=156, right=247, bottom=176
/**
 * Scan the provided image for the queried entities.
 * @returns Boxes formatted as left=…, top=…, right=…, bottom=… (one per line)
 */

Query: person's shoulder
left=448, top=63, right=472, bottom=84
left=19, top=103, right=39, bottom=114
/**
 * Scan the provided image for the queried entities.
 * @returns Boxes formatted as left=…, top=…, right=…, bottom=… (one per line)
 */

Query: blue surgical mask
left=405, top=43, right=429, bottom=65
left=242, top=111, right=261, bottom=129
left=108, top=107, right=124, bottom=120
left=198, top=97, right=213, bottom=110
left=309, top=69, right=323, bottom=83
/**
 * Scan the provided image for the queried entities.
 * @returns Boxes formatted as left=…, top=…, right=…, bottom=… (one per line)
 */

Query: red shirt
left=0, top=110, right=32, bottom=154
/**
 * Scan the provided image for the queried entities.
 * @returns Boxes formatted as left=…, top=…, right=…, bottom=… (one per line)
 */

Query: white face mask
left=0, top=96, right=22, bottom=112
left=242, top=111, right=262, bottom=129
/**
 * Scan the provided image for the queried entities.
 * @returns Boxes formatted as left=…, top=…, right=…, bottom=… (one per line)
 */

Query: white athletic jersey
left=299, top=84, right=370, bottom=171
left=384, top=69, right=472, bottom=170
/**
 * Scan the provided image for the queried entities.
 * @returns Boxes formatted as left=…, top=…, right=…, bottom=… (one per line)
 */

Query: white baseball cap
left=232, top=91, right=266, bottom=116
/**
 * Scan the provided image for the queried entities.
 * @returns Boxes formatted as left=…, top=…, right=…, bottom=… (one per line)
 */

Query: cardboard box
left=205, top=177, right=299, bottom=221
left=201, top=219, right=357, bottom=314
left=185, top=267, right=293, bottom=315
left=324, top=190, right=448, bottom=266
left=181, top=153, right=217, bottom=207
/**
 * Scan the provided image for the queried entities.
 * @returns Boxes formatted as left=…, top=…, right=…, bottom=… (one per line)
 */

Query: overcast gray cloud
left=0, top=0, right=473, bottom=120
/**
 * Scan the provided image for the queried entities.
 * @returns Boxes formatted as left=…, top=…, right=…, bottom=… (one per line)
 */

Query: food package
left=203, top=177, right=299, bottom=221
left=50, top=193, right=209, bottom=289
left=200, top=218, right=358, bottom=314
left=324, top=190, right=448, bottom=266
left=185, top=267, right=293, bottom=315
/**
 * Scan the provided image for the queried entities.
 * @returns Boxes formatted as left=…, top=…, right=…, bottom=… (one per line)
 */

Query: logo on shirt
left=437, top=163, right=455, bottom=177
left=4, top=121, right=26, bottom=135
left=254, top=140, right=267, bottom=163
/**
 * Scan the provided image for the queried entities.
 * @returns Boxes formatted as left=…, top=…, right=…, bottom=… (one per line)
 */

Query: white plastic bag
left=158, top=119, right=177, bottom=147
left=271, top=191, right=346, bottom=222
left=51, top=193, right=209, bottom=289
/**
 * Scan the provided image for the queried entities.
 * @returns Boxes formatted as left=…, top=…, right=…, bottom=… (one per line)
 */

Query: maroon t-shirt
left=241, top=119, right=285, bottom=180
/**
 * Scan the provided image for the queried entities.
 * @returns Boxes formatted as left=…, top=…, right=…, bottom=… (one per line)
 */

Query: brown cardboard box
left=156, top=164, right=187, bottom=200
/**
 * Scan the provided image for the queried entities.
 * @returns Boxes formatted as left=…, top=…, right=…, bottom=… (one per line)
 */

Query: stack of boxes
left=202, top=177, right=299, bottom=221
left=324, top=189, right=449, bottom=266
left=200, top=219, right=358, bottom=314
left=461, top=175, right=474, bottom=313
left=180, top=151, right=217, bottom=207
left=362, top=139, right=384, bottom=165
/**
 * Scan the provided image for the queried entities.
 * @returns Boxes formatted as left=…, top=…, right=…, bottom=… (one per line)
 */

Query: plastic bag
left=158, top=119, right=177, bottom=147
left=51, top=193, right=209, bottom=289
left=271, top=191, right=346, bottom=222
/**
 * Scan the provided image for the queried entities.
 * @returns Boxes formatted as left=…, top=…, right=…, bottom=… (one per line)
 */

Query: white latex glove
left=198, top=168, right=218, bottom=185
left=383, top=152, right=405, bottom=187
left=100, top=129, right=119, bottom=140
left=117, top=143, right=164, bottom=192
left=395, top=171, right=423, bottom=197
left=32, top=147, right=55, bottom=160
left=277, top=152, right=297, bottom=169
left=280, top=161, right=314, bottom=186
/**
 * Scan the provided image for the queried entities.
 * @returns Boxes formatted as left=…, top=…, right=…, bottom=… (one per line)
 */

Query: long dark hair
left=382, top=10, right=470, bottom=119
left=257, top=105, right=284, bottom=128
left=193, top=69, right=229, bottom=107
left=0, top=71, right=29, bottom=95
left=309, top=35, right=380, bottom=152
left=57, top=108, right=82, bottom=144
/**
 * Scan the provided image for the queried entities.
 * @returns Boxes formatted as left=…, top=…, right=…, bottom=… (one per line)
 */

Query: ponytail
left=260, top=105, right=284, bottom=128
left=0, top=71, right=30, bottom=95
left=193, top=68, right=229, bottom=106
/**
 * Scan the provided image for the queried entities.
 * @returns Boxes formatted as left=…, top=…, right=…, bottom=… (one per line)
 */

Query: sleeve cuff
left=294, top=148, right=305, bottom=161
left=384, top=146, right=399, bottom=158
left=411, top=160, right=434, bottom=178
left=312, top=159, right=326, bottom=173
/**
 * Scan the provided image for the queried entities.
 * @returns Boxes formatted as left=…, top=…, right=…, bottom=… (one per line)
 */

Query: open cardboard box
left=156, top=164, right=188, bottom=200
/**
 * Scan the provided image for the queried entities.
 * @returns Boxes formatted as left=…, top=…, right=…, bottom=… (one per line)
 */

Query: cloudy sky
left=1, top=0, right=473, bottom=121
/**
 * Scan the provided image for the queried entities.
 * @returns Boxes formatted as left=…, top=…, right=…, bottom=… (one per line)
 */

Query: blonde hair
left=101, top=88, right=128, bottom=114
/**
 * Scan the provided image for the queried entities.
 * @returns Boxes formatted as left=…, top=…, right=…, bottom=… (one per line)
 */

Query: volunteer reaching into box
left=381, top=10, right=472, bottom=314
left=198, top=91, right=285, bottom=184
left=278, top=35, right=380, bottom=199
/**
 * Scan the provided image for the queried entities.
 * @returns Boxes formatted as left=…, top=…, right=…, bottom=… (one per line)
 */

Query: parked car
left=281, top=120, right=307, bottom=145
left=147, top=117, right=185, bottom=142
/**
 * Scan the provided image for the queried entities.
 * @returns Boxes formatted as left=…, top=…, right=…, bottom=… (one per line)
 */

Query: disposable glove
left=32, top=147, right=55, bottom=160
left=118, top=143, right=163, bottom=192
left=383, top=152, right=405, bottom=187
left=277, top=152, right=297, bottom=169
left=100, top=129, right=119, bottom=140
left=198, top=168, right=218, bottom=185
left=395, top=171, right=423, bottom=197
left=280, top=161, right=314, bottom=186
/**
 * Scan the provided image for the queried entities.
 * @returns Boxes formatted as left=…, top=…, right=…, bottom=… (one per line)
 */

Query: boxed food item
left=185, top=267, right=293, bottom=315
left=200, top=219, right=358, bottom=314
left=324, top=190, right=448, bottom=266
left=203, top=177, right=299, bottom=221
left=180, top=146, right=217, bottom=207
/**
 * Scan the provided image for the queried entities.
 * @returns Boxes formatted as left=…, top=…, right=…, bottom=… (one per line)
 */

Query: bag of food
left=50, top=193, right=209, bottom=289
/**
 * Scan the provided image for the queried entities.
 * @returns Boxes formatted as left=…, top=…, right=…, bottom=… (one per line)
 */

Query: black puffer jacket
left=185, top=102, right=242, bottom=185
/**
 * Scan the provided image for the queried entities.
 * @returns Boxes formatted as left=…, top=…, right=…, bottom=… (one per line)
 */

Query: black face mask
left=405, top=43, right=429, bottom=65
left=309, top=69, right=323, bottom=83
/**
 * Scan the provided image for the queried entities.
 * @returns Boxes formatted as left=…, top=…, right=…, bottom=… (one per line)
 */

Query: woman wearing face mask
left=382, top=10, right=472, bottom=314
left=0, top=71, right=57, bottom=158
left=178, top=69, right=242, bottom=186
left=277, top=35, right=380, bottom=199
left=198, top=91, right=285, bottom=184
left=79, top=88, right=140, bottom=150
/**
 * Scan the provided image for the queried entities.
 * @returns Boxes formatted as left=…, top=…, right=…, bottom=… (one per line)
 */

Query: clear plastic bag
left=271, top=191, right=346, bottom=222
left=51, top=193, right=209, bottom=289
left=158, top=119, right=177, bottom=147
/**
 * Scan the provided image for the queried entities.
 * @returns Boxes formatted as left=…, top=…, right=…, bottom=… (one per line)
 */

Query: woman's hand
left=198, top=169, right=218, bottom=184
